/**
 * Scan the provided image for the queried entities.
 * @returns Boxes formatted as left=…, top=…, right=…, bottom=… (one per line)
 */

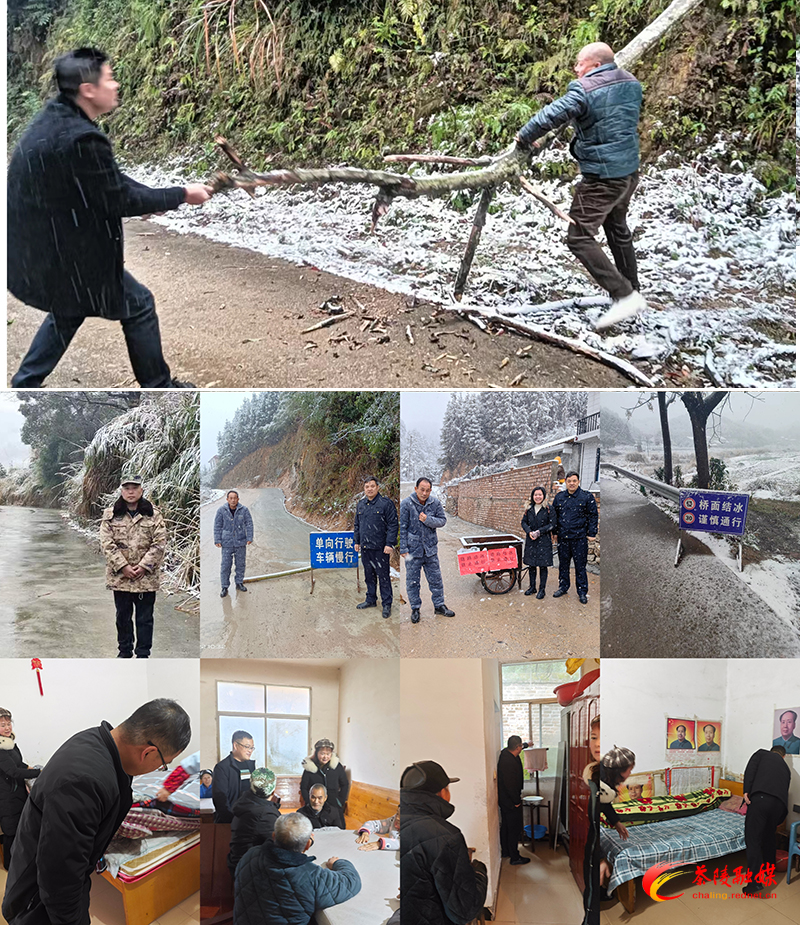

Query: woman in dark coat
left=300, top=738, right=350, bottom=828
left=521, top=487, right=554, bottom=598
left=227, top=768, right=282, bottom=877
left=0, top=708, right=40, bottom=870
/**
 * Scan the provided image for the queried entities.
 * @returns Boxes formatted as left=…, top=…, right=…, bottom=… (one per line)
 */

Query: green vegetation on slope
left=7, top=0, right=796, bottom=189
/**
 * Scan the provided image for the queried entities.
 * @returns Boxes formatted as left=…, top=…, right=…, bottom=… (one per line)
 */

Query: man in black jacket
left=213, top=730, right=256, bottom=823
left=353, top=476, right=398, bottom=619
left=8, top=47, right=213, bottom=388
left=297, top=783, right=344, bottom=829
left=741, top=745, right=791, bottom=895
left=552, top=471, right=599, bottom=605
left=400, top=760, right=488, bottom=925
left=497, top=736, right=530, bottom=866
left=2, top=699, right=191, bottom=925
left=227, top=768, right=282, bottom=877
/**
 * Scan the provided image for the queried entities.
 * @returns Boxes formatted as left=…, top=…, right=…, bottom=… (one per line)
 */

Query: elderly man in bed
left=2, top=699, right=191, bottom=925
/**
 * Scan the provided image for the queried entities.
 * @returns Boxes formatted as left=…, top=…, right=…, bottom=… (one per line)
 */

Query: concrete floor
left=494, top=841, right=584, bottom=924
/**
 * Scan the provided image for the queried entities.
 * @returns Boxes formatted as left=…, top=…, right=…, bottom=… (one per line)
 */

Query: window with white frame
left=501, top=661, right=570, bottom=778
left=217, top=681, right=310, bottom=775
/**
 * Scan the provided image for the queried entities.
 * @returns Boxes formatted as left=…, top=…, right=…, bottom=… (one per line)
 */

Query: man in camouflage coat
left=99, top=474, right=166, bottom=658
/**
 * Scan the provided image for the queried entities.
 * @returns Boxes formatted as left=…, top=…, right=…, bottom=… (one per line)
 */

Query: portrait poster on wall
left=772, top=707, right=800, bottom=754
left=666, top=717, right=695, bottom=750
left=697, top=720, right=722, bottom=752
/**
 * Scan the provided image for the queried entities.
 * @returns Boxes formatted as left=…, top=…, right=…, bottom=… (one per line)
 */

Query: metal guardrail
left=600, top=462, right=680, bottom=503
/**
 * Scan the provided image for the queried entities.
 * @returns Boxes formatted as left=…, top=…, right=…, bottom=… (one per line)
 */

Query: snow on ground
left=610, top=473, right=800, bottom=632
left=724, top=452, right=800, bottom=500
left=126, top=139, right=796, bottom=387
left=201, top=487, right=226, bottom=506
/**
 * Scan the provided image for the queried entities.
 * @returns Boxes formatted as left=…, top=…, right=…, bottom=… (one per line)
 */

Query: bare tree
left=679, top=392, right=728, bottom=488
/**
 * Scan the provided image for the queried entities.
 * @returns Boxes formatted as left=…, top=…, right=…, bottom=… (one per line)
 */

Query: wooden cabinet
left=562, top=681, right=599, bottom=892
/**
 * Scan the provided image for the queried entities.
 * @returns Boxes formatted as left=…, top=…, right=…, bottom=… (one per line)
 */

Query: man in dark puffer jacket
left=516, top=42, right=646, bottom=332
left=227, top=768, right=282, bottom=878
left=233, top=813, right=360, bottom=925
left=400, top=760, right=487, bottom=925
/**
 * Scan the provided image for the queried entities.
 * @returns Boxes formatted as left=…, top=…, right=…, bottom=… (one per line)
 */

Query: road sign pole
left=310, top=566, right=315, bottom=595
left=674, top=535, right=683, bottom=568
left=738, top=543, right=743, bottom=573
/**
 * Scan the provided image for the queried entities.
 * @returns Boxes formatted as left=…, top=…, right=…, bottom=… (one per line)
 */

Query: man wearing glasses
left=3, top=699, right=191, bottom=925
left=213, top=731, right=257, bottom=823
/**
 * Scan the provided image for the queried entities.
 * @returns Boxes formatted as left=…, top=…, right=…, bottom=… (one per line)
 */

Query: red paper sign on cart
left=486, top=546, right=519, bottom=569
left=457, top=549, right=489, bottom=575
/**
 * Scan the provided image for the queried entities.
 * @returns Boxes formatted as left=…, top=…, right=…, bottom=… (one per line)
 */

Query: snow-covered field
left=127, top=138, right=796, bottom=387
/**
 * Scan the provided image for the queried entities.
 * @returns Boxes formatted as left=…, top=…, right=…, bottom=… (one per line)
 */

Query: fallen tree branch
left=456, top=307, right=654, bottom=386
left=301, top=312, right=353, bottom=333
left=518, top=176, right=575, bottom=225
left=384, top=153, right=495, bottom=167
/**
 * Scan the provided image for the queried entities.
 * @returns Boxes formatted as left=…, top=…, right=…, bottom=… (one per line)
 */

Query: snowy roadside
left=201, top=487, right=226, bottom=506
left=607, top=470, right=800, bottom=632
left=126, top=140, right=796, bottom=388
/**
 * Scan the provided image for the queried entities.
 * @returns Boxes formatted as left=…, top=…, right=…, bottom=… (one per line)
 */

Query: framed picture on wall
left=773, top=706, right=800, bottom=754
left=697, top=721, right=722, bottom=752
left=666, top=717, right=695, bottom=750
left=622, top=773, right=653, bottom=802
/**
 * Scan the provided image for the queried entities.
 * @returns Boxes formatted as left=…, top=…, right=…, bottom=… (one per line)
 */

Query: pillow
left=607, top=787, right=730, bottom=827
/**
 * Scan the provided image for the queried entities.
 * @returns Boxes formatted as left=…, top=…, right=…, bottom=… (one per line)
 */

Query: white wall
left=0, top=658, right=199, bottom=766
left=200, top=659, right=340, bottom=767
left=338, top=658, right=399, bottom=790
left=481, top=659, right=503, bottom=900
left=723, top=659, right=800, bottom=830
left=400, top=659, right=498, bottom=904
left=603, top=659, right=800, bottom=830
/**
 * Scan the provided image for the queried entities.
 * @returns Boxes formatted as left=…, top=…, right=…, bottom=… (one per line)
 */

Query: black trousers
left=1, top=812, right=21, bottom=871
left=557, top=537, right=589, bottom=595
left=361, top=547, right=393, bottom=606
left=11, top=272, right=173, bottom=388
left=114, top=590, right=156, bottom=657
left=745, top=792, right=786, bottom=886
left=499, top=803, right=523, bottom=861
left=528, top=566, right=548, bottom=591
left=567, top=172, right=640, bottom=299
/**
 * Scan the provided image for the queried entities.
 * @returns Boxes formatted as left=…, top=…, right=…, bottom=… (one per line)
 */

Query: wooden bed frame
left=101, top=842, right=199, bottom=925
left=613, top=777, right=743, bottom=914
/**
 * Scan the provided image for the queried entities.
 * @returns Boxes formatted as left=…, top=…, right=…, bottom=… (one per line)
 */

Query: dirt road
left=0, top=505, right=198, bottom=657
left=200, top=488, right=399, bottom=657
left=600, top=477, right=800, bottom=657
left=397, top=494, right=600, bottom=659
left=6, top=218, right=629, bottom=389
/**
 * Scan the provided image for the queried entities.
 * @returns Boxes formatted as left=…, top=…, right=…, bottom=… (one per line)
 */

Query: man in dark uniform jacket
left=2, top=699, right=191, bottom=925
left=552, top=471, right=599, bottom=605
left=400, top=760, right=488, bottom=925
left=497, top=736, right=530, bottom=865
left=7, top=47, right=213, bottom=388
left=213, top=730, right=257, bottom=823
left=353, top=476, right=398, bottom=619
left=742, top=745, right=791, bottom=895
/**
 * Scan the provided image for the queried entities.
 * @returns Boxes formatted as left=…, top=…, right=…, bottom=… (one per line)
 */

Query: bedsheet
left=103, top=831, right=200, bottom=879
left=601, top=808, right=746, bottom=893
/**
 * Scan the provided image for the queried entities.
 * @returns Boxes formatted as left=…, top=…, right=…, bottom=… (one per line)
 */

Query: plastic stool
left=788, top=820, right=800, bottom=885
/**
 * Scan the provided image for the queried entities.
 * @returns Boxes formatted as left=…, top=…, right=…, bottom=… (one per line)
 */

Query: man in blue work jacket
left=214, top=490, right=254, bottom=598
left=399, top=478, right=455, bottom=624
left=551, top=471, right=598, bottom=605
left=353, top=475, right=399, bottom=619
left=516, top=42, right=646, bottom=331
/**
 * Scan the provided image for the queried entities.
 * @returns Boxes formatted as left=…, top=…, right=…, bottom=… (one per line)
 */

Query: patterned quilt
left=609, top=788, right=730, bottom=826
left=601, top=808, right=746, bottom=893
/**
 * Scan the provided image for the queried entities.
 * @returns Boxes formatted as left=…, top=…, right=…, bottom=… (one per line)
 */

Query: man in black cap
left=741, top=745, right=791, bottom=895
left=497, top=736, right=531, bottom=865
left=400, top=759, right=487, bottom=925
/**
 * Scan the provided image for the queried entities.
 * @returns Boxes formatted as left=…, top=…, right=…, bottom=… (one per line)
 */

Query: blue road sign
left=679, top=489, right=749, bottom=537
left=309, top=532, right=358, bottom=568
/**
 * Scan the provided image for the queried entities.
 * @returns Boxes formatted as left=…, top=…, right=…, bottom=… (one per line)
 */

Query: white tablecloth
left=311, top=828, right=399, bottom=925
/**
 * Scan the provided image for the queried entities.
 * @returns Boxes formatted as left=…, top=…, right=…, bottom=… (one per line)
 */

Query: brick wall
left=446, top=462, right=600, bottom=563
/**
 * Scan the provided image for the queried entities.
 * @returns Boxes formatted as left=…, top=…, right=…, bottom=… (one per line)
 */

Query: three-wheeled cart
left=458, top=533, right=526, bottom=594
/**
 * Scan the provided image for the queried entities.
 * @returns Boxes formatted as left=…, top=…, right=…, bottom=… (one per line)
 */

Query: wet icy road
left=200, top=488, right=399, bottom=658
left=0, top=506, right=199, bottom=657
left=600, top=477, right=800, bottom=657
left=397, top=488, right=599, bottom=659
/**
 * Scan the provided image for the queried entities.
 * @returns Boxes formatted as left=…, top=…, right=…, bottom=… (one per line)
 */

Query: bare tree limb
left=518, top=176, right=575, bottom=224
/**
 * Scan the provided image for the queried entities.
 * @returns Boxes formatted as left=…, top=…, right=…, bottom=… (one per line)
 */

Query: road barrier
left=600, top=462, right=680, bottom=502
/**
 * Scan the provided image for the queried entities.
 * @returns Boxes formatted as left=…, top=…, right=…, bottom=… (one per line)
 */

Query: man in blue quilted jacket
left=233, top=812, right=360, bottom=925
left=214, top=490, right=254, bottom=598
left=516, top=42, right=646, bottom=331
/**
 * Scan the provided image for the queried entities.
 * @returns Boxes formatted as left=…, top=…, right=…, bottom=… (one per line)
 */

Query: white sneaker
left=594, top=290, right=647, bottom=331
